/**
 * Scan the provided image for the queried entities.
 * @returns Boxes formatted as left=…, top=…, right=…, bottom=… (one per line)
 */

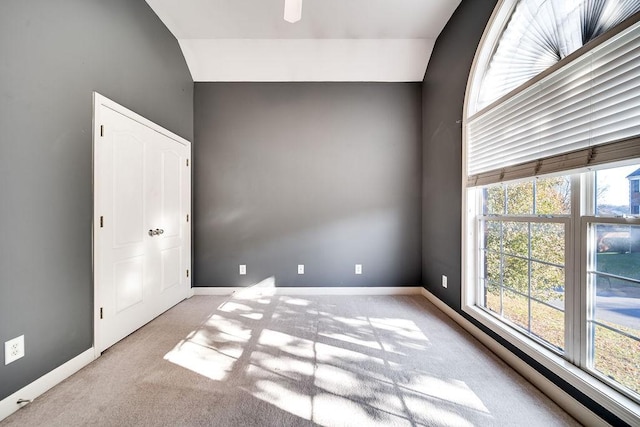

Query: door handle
left=148, top=228, right=165, bottom=237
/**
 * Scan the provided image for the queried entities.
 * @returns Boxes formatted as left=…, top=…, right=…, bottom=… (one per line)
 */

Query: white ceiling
left=145, top=0, right=461, bottom=82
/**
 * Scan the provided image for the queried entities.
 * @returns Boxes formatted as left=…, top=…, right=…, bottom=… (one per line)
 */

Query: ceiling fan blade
left=284, top=0, right=302, bottom=23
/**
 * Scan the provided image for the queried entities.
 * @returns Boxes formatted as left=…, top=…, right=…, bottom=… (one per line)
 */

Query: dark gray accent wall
left=0, top=0, right=193, bottom=400
left=421, top=0, right=496, bottom=308
left=194, top=83, right=421, bottom=288
left=422, top=1, right=621, bottom=423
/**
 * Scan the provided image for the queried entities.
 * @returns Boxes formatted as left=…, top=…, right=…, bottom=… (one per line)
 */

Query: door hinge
left=100, top=125, right=104, bottom=137
left=186, top=214, right=189, bottom=222
left=186, top=269, right=189, bottom=278
left=100, top=307, right=103, bottom=319
left=186, top=159, right=189, bottom=167
left=100, top=216, right=104, bottom=228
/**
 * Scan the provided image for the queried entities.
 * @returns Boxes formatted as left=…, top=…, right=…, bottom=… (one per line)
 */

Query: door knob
left=148, top=228, right=164, bottom=236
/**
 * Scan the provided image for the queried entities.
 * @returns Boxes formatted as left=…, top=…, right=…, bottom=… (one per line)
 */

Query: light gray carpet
left=1, top=293, right=581, bottom=426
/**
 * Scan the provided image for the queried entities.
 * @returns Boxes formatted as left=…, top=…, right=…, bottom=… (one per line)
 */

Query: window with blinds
left=474, top=0, right=640, bottom=112
left=463, top=2, right=640, bottom=422
left=466, top=4, right=640, bottom=186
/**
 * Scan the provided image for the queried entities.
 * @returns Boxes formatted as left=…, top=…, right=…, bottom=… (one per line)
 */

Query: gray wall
left=421, top=0, right=496, bottom=308
left=422, top=1, right=620, bottom=423
left=0, top=0, right=193, bottom=400
left=194, top=83, right=421, bottom=288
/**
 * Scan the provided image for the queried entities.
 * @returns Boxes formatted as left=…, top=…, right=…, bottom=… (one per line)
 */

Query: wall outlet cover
left=298, top=264, right=304, bottom=274
left=355, top=264, right=363, bottom=275
left=442, top=275, right=448, bottom=288
left=5, top=335, right=25, bottom=365
left=239, top=264, right=247, bottom=275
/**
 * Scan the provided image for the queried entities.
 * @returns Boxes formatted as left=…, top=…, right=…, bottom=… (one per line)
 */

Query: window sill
left=462, top=303, right=640, bottom=425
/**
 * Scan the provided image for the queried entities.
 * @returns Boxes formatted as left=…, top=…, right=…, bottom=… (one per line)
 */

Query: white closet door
left=94, top=94, right=191, bottom=354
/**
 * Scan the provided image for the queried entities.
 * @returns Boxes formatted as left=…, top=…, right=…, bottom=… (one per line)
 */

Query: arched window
left=471, top=0, right=640, bottom=113
left=462, top=1, right=640, bottom=423
left=466, top=0, right=640, bottom=183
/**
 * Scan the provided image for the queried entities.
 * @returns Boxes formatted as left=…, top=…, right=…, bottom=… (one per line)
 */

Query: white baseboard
left=0, top=348, right=96, bottom=422
left=192, top=286, right=423, bottom=296
left=192, top=287, right=241, bottom=295
left=420, top=289, right=606, bottom=427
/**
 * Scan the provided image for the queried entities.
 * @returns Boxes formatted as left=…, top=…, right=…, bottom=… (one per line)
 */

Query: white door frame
left=92, top=92, right=191, bottom=356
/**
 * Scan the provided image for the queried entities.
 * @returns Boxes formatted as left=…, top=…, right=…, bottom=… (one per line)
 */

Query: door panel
left=114, top=258, right=144, bottom=312
left=161, top=247, right=181, bottom=291
left=161, top=151, right=181, bottom=239
left=113, top=134, right=144, bottom=247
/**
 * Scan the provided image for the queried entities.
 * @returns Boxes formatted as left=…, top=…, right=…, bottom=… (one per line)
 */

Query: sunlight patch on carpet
left=164, top=340, right=238, bottom=381
left=398, top=375, right=489, bottom=413
left=244, top=364, right=313, bottom=421
left=258, top=329, right=315, bottom=359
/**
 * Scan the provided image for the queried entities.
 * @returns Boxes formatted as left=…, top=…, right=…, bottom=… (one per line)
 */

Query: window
left=471, top=165, right=640, bottom=411
left=597, top=165, right=640, bottom=216
left=590, top=165, right=640, bottom=396
left=588, top=220, right=640, bottom=395
left=469, top=0, right=640, bottom=113
left=467, top=19, right=640, bottom=181
left=480, top=177, right=570, bottom=351
left=464, top=0, right=640, bottom=422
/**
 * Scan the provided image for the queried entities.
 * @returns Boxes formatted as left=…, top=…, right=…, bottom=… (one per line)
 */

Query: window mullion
left=528, top=221, right=532, bottom=333
left=499, top=221, right=504, bottom=316
left=581, top=171, right=596, bottom=369
left=530, top=181, right=536, bottom=336
left=565, top=175, right=586, bottom=364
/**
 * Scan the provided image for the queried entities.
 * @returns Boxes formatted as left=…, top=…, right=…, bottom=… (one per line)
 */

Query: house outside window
left=628, top=170, right=640, bottom=215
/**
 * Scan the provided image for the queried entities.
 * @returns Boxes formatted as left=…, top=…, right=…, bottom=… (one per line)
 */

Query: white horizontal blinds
left=466, top=19, right=640, bottom=185
left=468, top=137, right=640, bottom=186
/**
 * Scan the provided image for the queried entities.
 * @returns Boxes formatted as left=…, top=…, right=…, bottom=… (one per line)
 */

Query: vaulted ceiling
left=145, top=0, right=462, bottom=81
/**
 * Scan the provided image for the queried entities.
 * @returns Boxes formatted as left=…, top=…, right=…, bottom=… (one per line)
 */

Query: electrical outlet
left=355, top=264, right=362, bottom=275
left=442, top=275, right=448, bottom=288
left=297, top=264, right=304, bottom=275
left=239, top=264, right=247, bottom=275
left=5, top=335, right=25, bottom=365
